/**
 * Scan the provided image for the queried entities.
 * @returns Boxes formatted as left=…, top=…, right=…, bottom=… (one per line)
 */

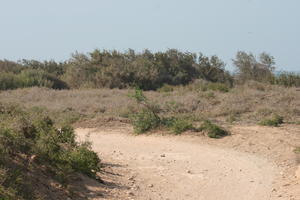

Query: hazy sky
left=0, top=0, right=299, bottom=71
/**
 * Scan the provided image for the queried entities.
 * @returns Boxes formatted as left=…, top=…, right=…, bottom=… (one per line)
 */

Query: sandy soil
left=75, top=124, right=300, bottom=200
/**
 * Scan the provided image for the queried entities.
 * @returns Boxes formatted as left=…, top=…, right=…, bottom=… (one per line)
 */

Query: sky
left=0, top=0, right=299, bottom=71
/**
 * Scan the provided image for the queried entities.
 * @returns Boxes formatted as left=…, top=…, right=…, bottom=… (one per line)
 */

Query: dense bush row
left=0, top=50, right=299, bottom=91
left=0, top=103, right=101, bottom=199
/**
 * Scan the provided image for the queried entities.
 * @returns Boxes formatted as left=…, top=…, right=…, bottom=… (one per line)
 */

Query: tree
left=233, top=51, right=275, bottom=83
left=197, top=54, right=233, bottom=86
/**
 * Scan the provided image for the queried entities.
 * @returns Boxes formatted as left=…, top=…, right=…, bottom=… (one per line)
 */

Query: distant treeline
left=0, top=49, right=299, bottom=90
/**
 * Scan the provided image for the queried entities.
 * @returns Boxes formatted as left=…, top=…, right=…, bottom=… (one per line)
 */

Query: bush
left=68, top=143, right=100, bottom=177
left=233, top=51, right=275, bottom=83
left=167, top=118, right=193, bottom=134
left=0, top=49, right=235, bottom=91
left=17, top=69, right=69, bottom=89
left=131, top=109, right=160, bottom=134
left=0, top=73, right=20, bottom=90
left=199, top=120, right=229, bottom=138
left=273, top=72, right=300, bottom=87
left=58, top=125, right=76, bottom=145
left=259, top=114, right=284, bottom=127
left=0, top=103, right=102, bottom=199
left=0, top=167, right=35, bottom=200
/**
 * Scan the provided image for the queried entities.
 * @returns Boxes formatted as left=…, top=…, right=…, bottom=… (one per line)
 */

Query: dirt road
left=76, top=126, right=283, bottom=200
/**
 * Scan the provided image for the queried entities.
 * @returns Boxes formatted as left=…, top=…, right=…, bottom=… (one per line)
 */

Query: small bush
left=259, top=114, right=284, bottom=127
left=166, top=118, right=193, bottom=134
left=130, top=88, right=161, bottom=133
left=68, top=143, right=100, bottom=177
left=199, top=120, right=229, bottom=138
left=131, top=109, right=160, bottom=134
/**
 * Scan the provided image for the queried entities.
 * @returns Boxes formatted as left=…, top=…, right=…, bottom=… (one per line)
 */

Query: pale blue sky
left=0, top=0, right=299, bottom=71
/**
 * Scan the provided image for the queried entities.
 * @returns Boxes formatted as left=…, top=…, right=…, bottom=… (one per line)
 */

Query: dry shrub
left=0, top=82, right=299, bottom=125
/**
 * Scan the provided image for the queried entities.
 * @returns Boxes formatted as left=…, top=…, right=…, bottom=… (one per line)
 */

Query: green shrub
left=0, top=73, right=20, bottom=90
left=199, top=120, right=229, bottom=138
left=131, top=109, right=160, bottom=134
left=0, top=167, right=35, bottom=200
left=167, top=118, right=193, bottom=134
left=0, top=104, right=102, bottom=199
left=58, top=125, right=76, bottom=145
left=17, top=69, right=68, bottom=89
left=259, top=114, right=284, bottom=127
left=68, top=143, right=100, bottom=178
left=130, top=88, right=161, bottom=133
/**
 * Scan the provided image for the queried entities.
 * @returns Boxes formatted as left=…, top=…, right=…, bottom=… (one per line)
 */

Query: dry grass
left=0, top=81, right=299, bottom=126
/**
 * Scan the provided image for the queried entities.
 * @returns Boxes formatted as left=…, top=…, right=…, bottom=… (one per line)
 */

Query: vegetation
left=166, top=118, right=194, bottom=135
left=0, top=80, right=299, bottom=127
left=272, top=72, right=300, bottom=87
left=0, top=103, right=101, bottom=199
left=198, top=120, right=229, bottom=138
left=131, top=108, right=161, bottom=134
left=129, top=88, right=229, bottom=136
left=0, top=49, right=298, bottom=199
left=294, top=147, right=300, bottom=154
left=2, top=49, right=298, bottom=92
left=259, top=114, right=284, bottom=127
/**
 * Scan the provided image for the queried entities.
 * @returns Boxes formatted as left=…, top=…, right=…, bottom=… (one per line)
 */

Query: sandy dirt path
left=76, top=127, right=279, bottom=200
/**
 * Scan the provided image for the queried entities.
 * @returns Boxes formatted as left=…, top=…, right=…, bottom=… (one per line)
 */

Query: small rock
left=187, top=170, right=191, bottom=174
left=148, top=184, right=154, bottom=188
left=160, top=154, right=166, bottom=157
